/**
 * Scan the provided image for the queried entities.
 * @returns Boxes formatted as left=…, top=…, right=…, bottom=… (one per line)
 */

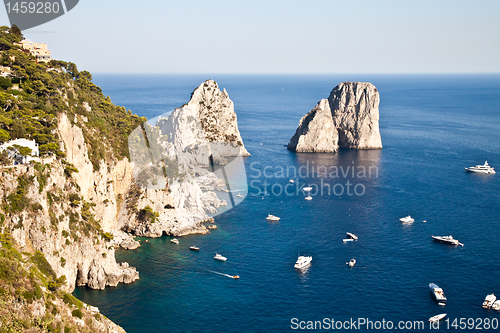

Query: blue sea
left=74, top=74, right=500, bottom=332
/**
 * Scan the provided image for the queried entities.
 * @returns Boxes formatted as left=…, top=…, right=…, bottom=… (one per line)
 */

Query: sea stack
left=288, top=82, right=382, bottom=152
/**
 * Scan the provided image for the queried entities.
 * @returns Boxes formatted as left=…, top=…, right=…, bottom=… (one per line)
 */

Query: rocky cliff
left=288, top=82, right=382, bottom=152
left=122, top=80, right=249, bottom=237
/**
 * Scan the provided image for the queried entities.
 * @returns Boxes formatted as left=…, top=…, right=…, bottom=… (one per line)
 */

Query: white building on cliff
left=0, top=138, right=39, bottom=164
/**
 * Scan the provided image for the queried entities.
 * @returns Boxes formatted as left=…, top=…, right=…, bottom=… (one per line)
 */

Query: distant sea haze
left=75, top=74, right=500, bottom=333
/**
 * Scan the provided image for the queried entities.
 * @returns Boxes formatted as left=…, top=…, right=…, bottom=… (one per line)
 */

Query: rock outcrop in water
left=122, top=79, right=249, bottom=237
left=288, top=82, right=382, bottom=152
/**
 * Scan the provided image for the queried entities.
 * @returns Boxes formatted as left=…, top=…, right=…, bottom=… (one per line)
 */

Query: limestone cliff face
left=156, top=79, right=250, bottom=163
left=0, top=113, right=139, bottom=292
left=122, top=80, right=249, bottom=237
left=288, top=82, right=382, bottom=152
left=287, top=99, right=338, bottom=153
left=0, top=80, right=249, bottom=298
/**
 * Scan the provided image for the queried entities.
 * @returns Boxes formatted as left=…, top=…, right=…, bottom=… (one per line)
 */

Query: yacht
left=346, top=232, right=358, bottom=240
left=492, top=300, right=500, bottom=311
left=305, top=196, right=312, bottom=201
left=399, top=216, right=415, bottom=223
left=170, top=238, right=179, bottom=244
left=429, top=283, right=447, bottom=304
left=483, top=294, right=496, bottom=309
left=343, top=238, right=354, bottom=242
left=431, top=235, right=463, bottom=246
left=294, top=255, right=312, bottom=269
left=214, top=253, right=227, bottom=261
left=266, top=214, right=280, bottom=221
left=189, top=246, right=199, bottom=251
left=465, top=161, right=496, bottom=174
left=429, top=314, right=447, bottom=323
left=303, top=186, right=313, bottom=192
left=347, top=259, right=356, bottom=267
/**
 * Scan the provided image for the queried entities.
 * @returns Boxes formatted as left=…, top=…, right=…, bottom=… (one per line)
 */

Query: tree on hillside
left=0, top=128, right=10, bottom=142
left=9, top=24, right=23, bottom=38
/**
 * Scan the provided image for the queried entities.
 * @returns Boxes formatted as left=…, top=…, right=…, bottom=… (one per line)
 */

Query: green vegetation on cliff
left=0, top=25, right=146, bottom=169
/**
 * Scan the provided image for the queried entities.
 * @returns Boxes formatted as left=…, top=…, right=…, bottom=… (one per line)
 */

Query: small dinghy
left=429, top=313, right=447, bottom=323
left=346, top=232, right=358, bottom=240
left=483, top=294, right=496, bottom=309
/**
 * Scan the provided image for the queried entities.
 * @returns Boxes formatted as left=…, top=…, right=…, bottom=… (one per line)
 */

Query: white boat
left=346, top=232, right=358, bottom=240
left=214, top=253, right=227, bottom=261
left=347, top=259, right=356, bottom=267
left=429, top=313, right=447, bottom=323
left=236, top=193, right=243, bottom=198
left=303, top=186, right=313, bottom=192
left=432, top=235, right=463, bottom=246
left=189, top=246, right=199, bottom=251
left=171, top=238, right=179, bottom=244
left=429, top=283, right=447, bottom=304
left=343, top=238, right=354, bottom=242
left=305, top=196, right=312, bottom=200
left=289, top=179, right=295, bottom=183
left=483, top=294, right=496, bottom=309
left=465, top=161, right=496, bottom=174
left=492, top=300, right=500, bottom=311
left=294, top=256, right=312, bottom=269
left=399, top=216, right=415, bottom=223
left=266, top=214, right=280, bottom=221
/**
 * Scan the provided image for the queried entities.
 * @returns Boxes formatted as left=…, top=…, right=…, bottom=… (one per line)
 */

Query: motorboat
left=492, top=300, right=500, bottom=311
left=429, top=314, right=447, bottom=323
left=465, top=161, right=495, bottom=174
left=429, top=283, right=447, bottom=304
left=294, top=256, right=312, bottom=269
left=236, top=193, right=243, bottom=198
left=214, top=253, right=227, bottom=261
left=431, top=235, right=463, bottom=246
left=305, top=196, right=312, bottom=200
left=399, top=216, right=415, bottom=223
left=343, top=238, right=354, bottom=242
left=266, top=214, right=280, bottom=221
left=189, top=246, right=199, bottom=251
left=289, top=179, right=295, bottom=183
left=347, top=259, right=356, bottom=267
left=346, top=232, right=358, bottom=240
left=171, top=238, right=179, bottom=244
left=303, top=186, right=313, bottom=192
left=483, top=294, right=496, bottom=309
left=232, top=275, right=240, bottom=279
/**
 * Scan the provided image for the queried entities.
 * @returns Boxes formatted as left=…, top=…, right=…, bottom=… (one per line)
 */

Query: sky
left=1, top=0, right=499, bottom=74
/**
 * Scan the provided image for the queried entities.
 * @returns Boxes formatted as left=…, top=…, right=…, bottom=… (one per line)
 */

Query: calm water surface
left=74, top=74, right=500, bottom=332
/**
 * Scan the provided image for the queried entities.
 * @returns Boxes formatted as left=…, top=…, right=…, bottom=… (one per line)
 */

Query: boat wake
left=208, top=270, right=239, bottom=279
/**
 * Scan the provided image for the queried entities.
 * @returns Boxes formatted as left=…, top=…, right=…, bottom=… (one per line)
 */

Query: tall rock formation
left=123, top=79, right=250, bottom=237
left=288, top=82, right=382, bottom=152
